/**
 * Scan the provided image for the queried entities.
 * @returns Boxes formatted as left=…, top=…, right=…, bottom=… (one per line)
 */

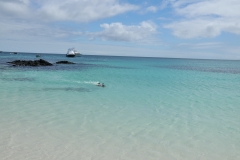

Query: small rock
left=7, top=59, right=53, bottom=66
left=56, top=61, right=75, bottom=64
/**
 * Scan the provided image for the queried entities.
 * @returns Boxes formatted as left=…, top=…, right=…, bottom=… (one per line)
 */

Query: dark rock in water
left=7, top=59, right=53, bottom=66
left=56, top=61, right=75, bottom=64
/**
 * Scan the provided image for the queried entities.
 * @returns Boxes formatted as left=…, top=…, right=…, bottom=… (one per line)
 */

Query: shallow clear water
left=0, top=53, right=240, bottom=160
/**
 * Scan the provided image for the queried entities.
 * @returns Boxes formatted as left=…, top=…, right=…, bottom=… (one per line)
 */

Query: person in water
left=97, top=82, right=105, bottom=87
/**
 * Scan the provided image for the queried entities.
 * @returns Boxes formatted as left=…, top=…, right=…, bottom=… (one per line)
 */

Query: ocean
left=0, top=52, right=240, bottom=160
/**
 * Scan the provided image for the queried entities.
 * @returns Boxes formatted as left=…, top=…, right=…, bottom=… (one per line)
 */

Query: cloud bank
left=0, top=0, right=138, bottom=22
left=165, top=0, right=240, bottom=38
left=89, top=21, right=157, bottom=42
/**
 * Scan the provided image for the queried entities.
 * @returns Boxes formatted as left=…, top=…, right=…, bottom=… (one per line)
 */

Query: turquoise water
left=0, top=53, right=240, bottom=160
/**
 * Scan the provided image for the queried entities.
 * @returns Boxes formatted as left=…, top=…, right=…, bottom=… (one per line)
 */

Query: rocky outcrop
left=7, top=59, right=53, bottom=66
left=56, top=61, right=75, bottom=64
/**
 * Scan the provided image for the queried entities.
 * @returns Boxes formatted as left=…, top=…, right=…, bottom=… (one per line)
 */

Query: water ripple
left=43, top=87, right=90, bottom=92
left=1, top=77, right=35, bottom=82
left=153, top=65, right=240, bottom=74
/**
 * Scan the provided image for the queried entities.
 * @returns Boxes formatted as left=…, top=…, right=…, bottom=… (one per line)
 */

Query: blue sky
left=0, top=0, right=240, bottom=59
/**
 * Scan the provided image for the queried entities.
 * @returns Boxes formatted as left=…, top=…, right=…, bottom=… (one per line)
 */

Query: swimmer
left=96, top=82, right=105, bottom=87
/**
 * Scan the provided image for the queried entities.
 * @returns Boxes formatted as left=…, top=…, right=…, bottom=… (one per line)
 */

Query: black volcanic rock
left=56, top=61, right=75, bottom=64
left=7, top=59, right=53, bottom=66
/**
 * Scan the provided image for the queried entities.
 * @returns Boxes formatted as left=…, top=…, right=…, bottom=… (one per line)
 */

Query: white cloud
left=165, top=0, right=240, bottom=38
left=0, top=19, right=82, bottom=41
left=88, top=21, right=158, bottom=42
left=39, top=0, right=139, bottom=22
left=177, top=42, right=223, bottom=49
left=0, top=18, right=158, bottom=44
left=0, top=0, right=30, bottom=18
left=146, top=6, right=158, bottom=13
left=174, top=0, right=240, bottom=18
left=0, top=0, right=139, bottom=22
left=0, top=0, right=141, bottom=44
left=165, top=18, right=240, bottom=38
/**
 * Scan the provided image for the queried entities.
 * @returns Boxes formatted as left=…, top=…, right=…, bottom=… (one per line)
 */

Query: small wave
left=76, top=81, right=99, bottom=85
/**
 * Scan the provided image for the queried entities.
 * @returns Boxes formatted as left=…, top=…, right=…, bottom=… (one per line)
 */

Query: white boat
left=74, top=49, right=81, bottom=56
left=66, top=48, right=76, bottom=57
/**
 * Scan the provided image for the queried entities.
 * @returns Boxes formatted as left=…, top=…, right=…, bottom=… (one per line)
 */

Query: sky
left=0, top=0, right=240, bottom=59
